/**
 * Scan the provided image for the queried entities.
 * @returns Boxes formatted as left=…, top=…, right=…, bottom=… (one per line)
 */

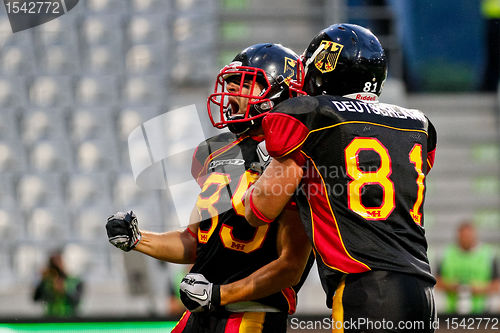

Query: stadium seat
left=12, top=244, right=46, bottom=280
left=74, top=75, right=119, bottom=106
left=70, top=107, right=115, bottom=142
left=74, top=203, right=111, bottom=241
left=111, top=172, right=142, bottom=207
left=125, top=44, right=166, bottom=74
left=0, top=77, right=25, bottom=108
left=80, top=15, right=123, bottom=46
left=75, top=138, right=119, bottom=172
left=26, top=206, right=70, bottom=241
left=0, top=45, right=36, bottom=75
left=121, top=75, right=167, bottom=106
left=75, top=243, right=116, bottom=283
left=28, top=76, right=72, bottom=107
left=126, top=15, right=167, bottom=44
left=28, top=139, right=72, bottom=172
left=0, top=175, right=17, bottom=208
left=128, top=202, right=164, bottom=232
left=175, top=0, right=216, bottom=12
left=0, top=249, right=15, bottom=287
left=16, top=173, right=63, bottom=211
left=21, top=110, right=50, bottom=143
left=21, top=109, right=67, bottom=144
left=0, top=207, right=21, bottom=242
left=66, top=172, right=112, bottom=209
left=0, top=140, right=27, bottom=173
left=85, top=0, right=128, bottom=14
left=0, top=109, right=20, bottom=141
left=116, top=106, right=162, bottom=167
left=81, top=44, right=123, bottom=74
left=37, top=44, right=79, bottom=75
left=130, top=0, right=167, bottom=13
left=117, top=107, right=156, bottom=141
left=111, top=171, right=163, bottom=210
left=62, top=242, right=91, bottom=277
left=34, top=19, right=65, bottom=45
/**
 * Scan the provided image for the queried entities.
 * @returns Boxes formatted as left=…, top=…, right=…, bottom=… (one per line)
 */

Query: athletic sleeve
left=262, top=96, right=318, bottom=163
left=262, top=112, right=309, bottom=158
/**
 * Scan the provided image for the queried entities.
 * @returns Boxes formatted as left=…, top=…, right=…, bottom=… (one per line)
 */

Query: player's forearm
left=134, top=229, right=197, bottom=264
left=245, top=158, right=303, bottom=227
left=221, top=208, right=311, bottom=306
left=219, top=258, right=302, bottom=306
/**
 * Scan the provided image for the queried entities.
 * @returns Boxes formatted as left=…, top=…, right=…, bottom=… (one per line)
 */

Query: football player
left=245, top=24, right=437, bottom=332
left=106, top=43, right=312, bottom=333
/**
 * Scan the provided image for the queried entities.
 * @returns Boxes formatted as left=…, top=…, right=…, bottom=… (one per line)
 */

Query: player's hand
left=179, top=273, right=221, bottom=312
left=106, top=211, right=142, bottom=252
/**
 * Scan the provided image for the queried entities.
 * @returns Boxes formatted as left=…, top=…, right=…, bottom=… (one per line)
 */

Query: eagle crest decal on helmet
left=313, top=40, right=344, bottom=73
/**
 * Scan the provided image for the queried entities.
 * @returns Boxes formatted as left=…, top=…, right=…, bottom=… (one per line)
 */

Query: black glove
left=106, top=211, right=142, bottom=252
left=179, top=273, right=221, bottom=312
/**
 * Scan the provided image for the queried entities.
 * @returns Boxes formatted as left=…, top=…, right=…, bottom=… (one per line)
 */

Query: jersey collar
left=343, top=92, right=379, bottom=103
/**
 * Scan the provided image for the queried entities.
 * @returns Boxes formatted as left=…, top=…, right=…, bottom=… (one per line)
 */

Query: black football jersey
left=263, top=95, right=437, bottom=300
left=189, top=132, right=310, bottom=314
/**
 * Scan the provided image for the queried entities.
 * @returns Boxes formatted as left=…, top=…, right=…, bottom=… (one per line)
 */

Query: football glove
left=106, top=211, right=142, bottom=252
left=179, top=273, right=221, bottom=312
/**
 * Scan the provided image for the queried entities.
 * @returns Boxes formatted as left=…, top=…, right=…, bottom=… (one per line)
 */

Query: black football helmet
left=300, top=23, right=387, bottom=98
left=207, top=43, right=305, bottom=135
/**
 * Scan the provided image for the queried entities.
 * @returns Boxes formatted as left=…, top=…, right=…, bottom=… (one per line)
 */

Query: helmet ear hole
left=315, top=75, right=323, bottom=88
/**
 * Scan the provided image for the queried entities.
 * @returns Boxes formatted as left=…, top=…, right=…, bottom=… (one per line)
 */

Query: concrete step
left=431, top=113, right=498, bottom=143
left=425, top=191, right=499, bottom=210
left=407, top=93, right=498, bottom=115
left=429, top=144, right=500, bottom=177
left=427, top=176, right=500, bottom=197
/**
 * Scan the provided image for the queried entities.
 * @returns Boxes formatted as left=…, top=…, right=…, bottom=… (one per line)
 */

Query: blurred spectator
left=33, top=250, right=84, bottom=317
left=436, top=221, right=500, bottom=314
left=481, top=0, right=500, bottom=91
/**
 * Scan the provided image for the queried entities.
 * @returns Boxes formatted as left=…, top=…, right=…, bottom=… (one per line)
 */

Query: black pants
left=332, top=270, right=436, bottom=333
left=172, top=310, right=288, bottom=333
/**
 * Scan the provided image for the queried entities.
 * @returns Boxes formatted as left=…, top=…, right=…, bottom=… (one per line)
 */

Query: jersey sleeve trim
left=281, top=287, right=297, bottom=315
left=310, top=120, right=429, bottom=136
left=263, top=113, right=310, bottom=159
left=186, top=227, right=197, bottom=239
left=190, top=145, right=203, bottom=186
left=426, top=148, right=436, bottom=174
left=248, top=187, right=275, bottom=224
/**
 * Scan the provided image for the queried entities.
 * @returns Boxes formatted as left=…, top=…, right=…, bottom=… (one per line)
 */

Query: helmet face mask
left=208, top=65, right=274, bottom=134
left=302, top=24, right=387, bottom=98
left=207, top=43, right=305, bottom=135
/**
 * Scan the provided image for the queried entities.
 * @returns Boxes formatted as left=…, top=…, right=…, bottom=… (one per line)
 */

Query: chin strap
left=227, top=111, right=264, bottom=135
left=227, top=116, right=254, bottom=135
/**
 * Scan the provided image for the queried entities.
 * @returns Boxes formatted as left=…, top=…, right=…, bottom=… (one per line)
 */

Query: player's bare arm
left=219, top=207, right=311, bottom=306
left=245, top=157, right=303, bottom=227
left=106, top=207, right=199, bottom=264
